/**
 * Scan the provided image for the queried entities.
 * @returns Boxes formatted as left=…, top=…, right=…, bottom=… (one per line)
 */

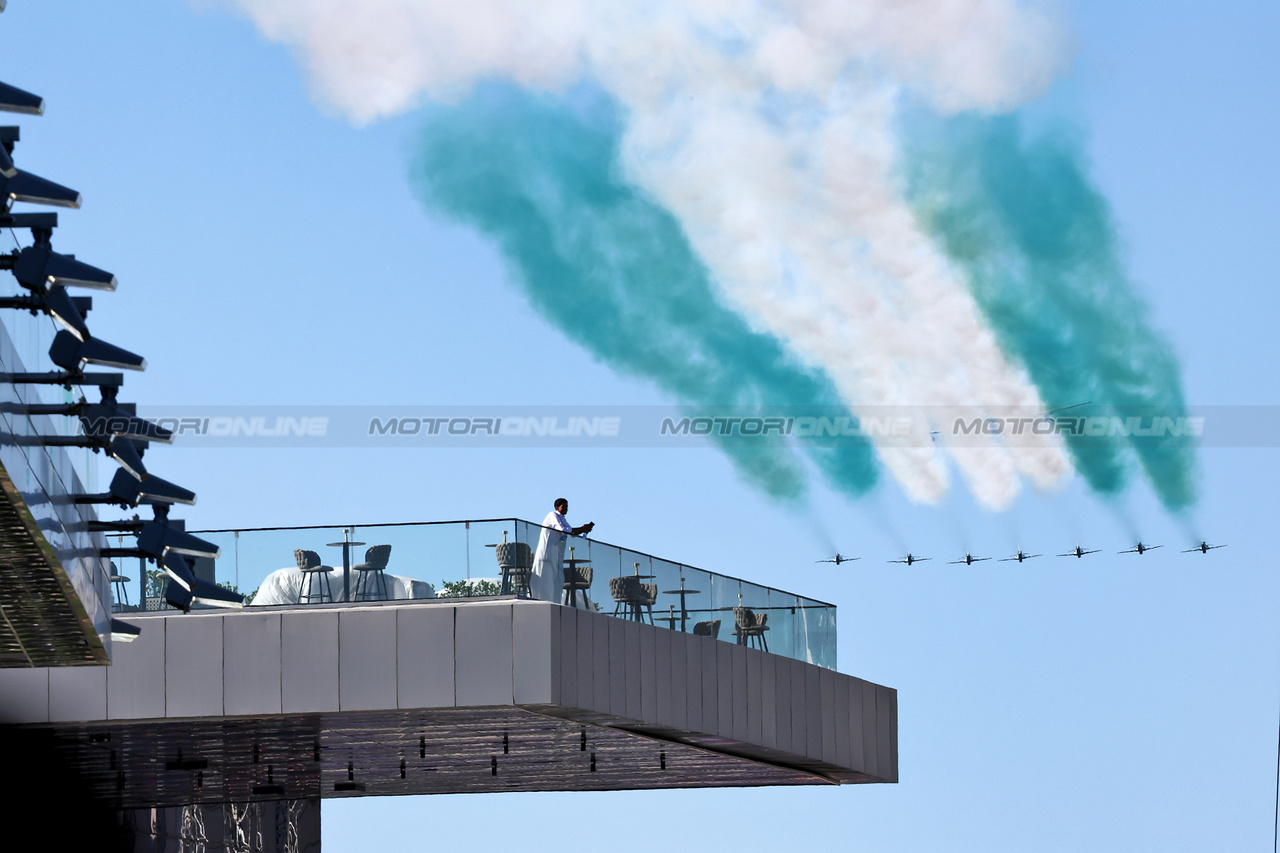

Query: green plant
left=439, top=579, right=501, bottom=598
left=218, top=580, right=256, bottom=605
left=145, top=567, right=166, bottom=599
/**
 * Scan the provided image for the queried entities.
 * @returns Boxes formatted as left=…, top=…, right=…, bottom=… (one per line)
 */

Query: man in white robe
left=530, top=498, right=595, bottom=606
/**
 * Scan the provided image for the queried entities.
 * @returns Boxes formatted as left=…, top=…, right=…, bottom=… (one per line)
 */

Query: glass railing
left=185, top=519, right=837, bottom=669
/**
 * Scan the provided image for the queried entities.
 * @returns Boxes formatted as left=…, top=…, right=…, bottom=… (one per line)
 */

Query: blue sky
left=4, top=1, right=1279, bottom=850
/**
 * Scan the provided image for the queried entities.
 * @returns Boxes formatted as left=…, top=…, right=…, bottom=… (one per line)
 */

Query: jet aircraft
left=1120, top=541, right=1162, bottom=555
left=999, top=550, right=1041, bottom=563
left=1182, top=541, right=1226, bottom=554
left=889, top=553, right=930, bottom=565
left=816, top=553, right=859, bottom=565
left=1058, top=544, right=1101, bottom=559
left=948, top=553, right=990, bottom=565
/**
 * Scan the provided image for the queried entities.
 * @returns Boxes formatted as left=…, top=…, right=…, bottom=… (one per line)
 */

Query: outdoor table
left=326, top=536, right=366, bottom=602
left=653, top=605, right=680, bottom=630
left=628, top=562, right=654, bottom=579
left=662, top=582, right=701, bottom=632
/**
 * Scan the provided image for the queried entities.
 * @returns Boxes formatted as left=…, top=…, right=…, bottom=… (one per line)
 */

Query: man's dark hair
left=554, top=498, right=568, bottom=509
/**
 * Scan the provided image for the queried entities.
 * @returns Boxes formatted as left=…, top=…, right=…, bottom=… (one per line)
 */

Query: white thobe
left=531, top=510, right=590, bottom=608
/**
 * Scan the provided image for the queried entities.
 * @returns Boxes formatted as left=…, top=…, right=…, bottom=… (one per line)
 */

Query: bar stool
left=609, top=576, right=636, bottom=617
left=636, top=583, right=658, bottom=624
left=732, top=606, right=769, bottom=650
left=563, top=564, right=592, bottom=608
left=493, top=535, right=532, bottom=597
left=294, top=549, right=335, bottom=604
left=353, top=544, right=393, bottom=601
left=109, top=565, right=131, bottom=611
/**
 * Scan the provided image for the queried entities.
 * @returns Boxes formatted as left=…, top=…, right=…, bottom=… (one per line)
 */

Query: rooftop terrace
left=114, top=518, right=839, bottom=670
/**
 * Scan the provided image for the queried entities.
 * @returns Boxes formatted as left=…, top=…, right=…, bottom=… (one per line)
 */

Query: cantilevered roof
left=0, top=598, right=896, bottom=805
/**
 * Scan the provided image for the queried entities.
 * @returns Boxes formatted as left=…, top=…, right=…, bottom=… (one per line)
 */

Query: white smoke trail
left=214, top=0, right=1074, bottom=508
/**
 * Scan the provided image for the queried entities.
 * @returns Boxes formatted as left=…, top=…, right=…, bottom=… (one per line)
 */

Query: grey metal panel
left=653, top=624, right=672, bottom=727
left=224, top=612, right=282, bottom=716
left=832, top=670, right=851, bottom=768
left=805, top=664, right=822, bottom=761
left=339, top=609, right=397, bottom=712
left=847, top=676, right=865, bottom=773
left=454, top=603, right=514, bottom=706
left=0, top=667, right=48, bottom=722
left=730, top=644, right=748, bottom=742
left=513, top=601, right=555, bottom=705
left=716, top=638, right=732, bottom=739
left=860, top=679, right=879, bottom=779
left=773, top=657, right=793, bottom=754
left=574, top=607, right=594, bottom=711
left=700, top=636, right=718, bottom=737
left=759, top=650, right=776, bottom=750
left=638, top=622, right=657, bottom=724
left=790, top=659, right=807, bottom=757
left=819, top=669, right=838, bottom=765
left=166, top=615, right=224, bottom=718
left=745, top=647, right=763, bottom=746
left=50, top=665, right=105, bottom=722
left=683, top=632, right=702, bottom=732
left=281, top=609, right=340, bottom=714
left=788, top=655, right=808, bottom=753
left=886, top=686, right=899, bottom=782
left=591, top=611, right=610, bottom=712
left=778, top=653, right=798, bottom=747
left=667, top=626, right=687, bottom=730
left=107, top=614, right=165, bottom=720
left=396, top=604, right=455, bottom=709
left=621, top=619, right=642, bottom=721
left=876, top=684, right=896, bottom=782
left=557, top=605, right=577, bottom=708
left=607, top=616, right=628, bottom=718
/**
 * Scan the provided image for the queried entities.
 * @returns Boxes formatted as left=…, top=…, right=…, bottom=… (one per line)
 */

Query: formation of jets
left=814, top=541, right=1225, bottom=566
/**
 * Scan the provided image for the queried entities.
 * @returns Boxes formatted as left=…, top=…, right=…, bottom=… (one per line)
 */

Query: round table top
left=563, top=557, right=591, bottom=564
left=663, top=588, right=701, bottom=595
left=629, top=574, right=656, bottom=580
left=326, top=541, right=367, bottom=547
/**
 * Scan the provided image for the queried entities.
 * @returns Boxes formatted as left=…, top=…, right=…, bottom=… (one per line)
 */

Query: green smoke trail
left=409, top=85, right=878, bottom=500
left=905, top=114, right=1196, bottom=509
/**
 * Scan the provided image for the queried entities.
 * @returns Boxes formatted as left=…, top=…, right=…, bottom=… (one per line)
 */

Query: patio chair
left=563, top=564, right=592, bottom=608
left=294, top=549, right=335, bottom=604
left=732, top=606, right=769, bottom=651
left=692, top=619, right=721, bottom=639
left=109, top=563, right=131, bottom=611
left=353, top=544, right=393, bottom=601
left=495, top=540, right=533, bottom=597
